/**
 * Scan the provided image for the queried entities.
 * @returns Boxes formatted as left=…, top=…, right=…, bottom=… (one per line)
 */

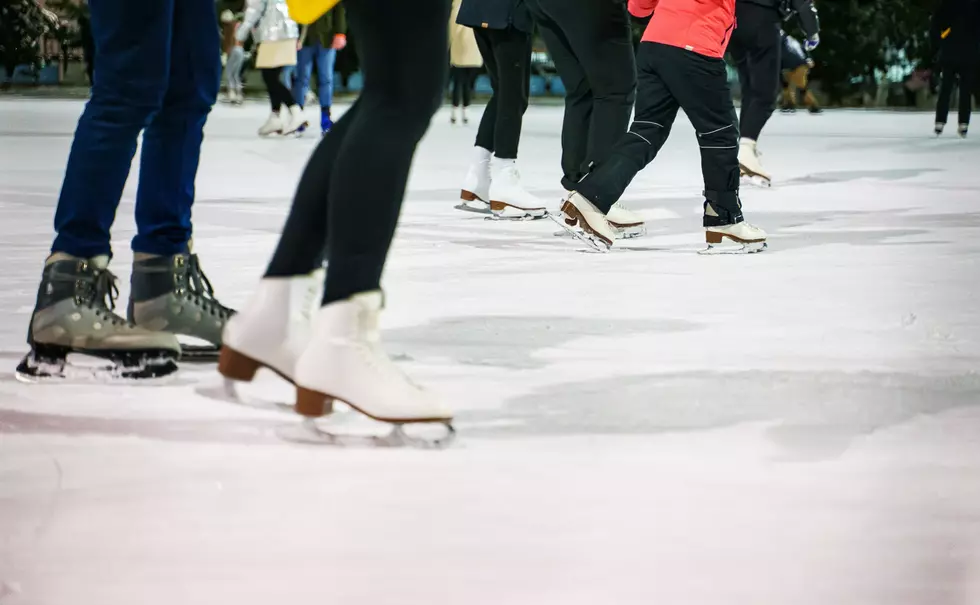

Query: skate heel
left=295, top=387, right=335, bottom=417
left=460, top=189, right=482, bottom=202
left=218, top=347, right=262, bottom=382
left=706, top=231, right=725, bottom=244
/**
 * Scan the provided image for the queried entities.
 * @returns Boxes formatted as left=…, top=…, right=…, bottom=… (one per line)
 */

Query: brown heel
left=460, top=190, right=480, bottom=202
left=705, top=230, right=725, bottom=244
left=218, top=347, right=262, bottom=381
left=489, top=200, right=507, bottom=213
left=295, top=387, right=335, bottom=418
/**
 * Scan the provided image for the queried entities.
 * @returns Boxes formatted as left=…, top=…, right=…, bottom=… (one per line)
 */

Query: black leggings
left=472, top=26, right=531, bottom=159
left=936, top=62, right=977, bottom=127
left=450, top=66, right=478, bottom=107
left=728, top=2, right=781, bottom=141
left=263, top=0, right=448, bottom=304
left=261, top=67, right=295, bottom=112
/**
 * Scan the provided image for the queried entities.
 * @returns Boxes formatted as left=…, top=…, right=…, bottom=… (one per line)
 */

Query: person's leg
left=738, top=6, right=781, bottom=141
left=262, top=67, right=289, bottom=111
left=451, top=67, right=462, bottom=107
left=574, top=44, right=679, bottom=212
left=727, top=36, right=750, bottom=132
left=664, top=46, right=743, bottom=221
left=292, top=44, right=316, bottom=107
left=530, top=6, right=592, bottom=189
left=936, top=64, right=955, bottom=126
left=462, top=67, right=475, bottom=107
left=316, top=46, right=336, bottom=108
left=958, top=64, right=974, bottom=127
left=131, top=0, right=220, bottom=256
left=541, top=0, right=636, bottom=175
left=472, top=27, right=500, bottom=154
left=485, top=27, right=531, bottom=160
left=265, top=0, right=447, bottom=301
left=52, top=0, right=175, bottom=258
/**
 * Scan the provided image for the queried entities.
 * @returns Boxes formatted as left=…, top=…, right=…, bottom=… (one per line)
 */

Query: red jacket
left=629, top=0, right=736, bottom=59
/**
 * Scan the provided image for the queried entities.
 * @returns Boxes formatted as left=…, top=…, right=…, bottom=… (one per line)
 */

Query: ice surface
left=1, top=99, right=979, bottom=604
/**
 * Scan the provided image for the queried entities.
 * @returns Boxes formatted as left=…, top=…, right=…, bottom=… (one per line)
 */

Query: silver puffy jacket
left=236, top=0, right=299, bottom=43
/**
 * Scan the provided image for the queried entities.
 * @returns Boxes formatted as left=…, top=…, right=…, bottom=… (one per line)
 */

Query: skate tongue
left=90, top=255, right=110, bottom=270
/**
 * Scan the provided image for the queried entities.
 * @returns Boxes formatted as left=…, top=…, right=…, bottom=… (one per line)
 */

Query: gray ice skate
left=17, top=254, right=181, bottom=382
left=128, top=252, right=235, bottom=362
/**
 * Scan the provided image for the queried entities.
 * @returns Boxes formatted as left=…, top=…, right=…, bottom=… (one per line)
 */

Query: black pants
left=450, top=66, right=479, bottom=107
left=472, top=27, right=531, bottom=159
left=728, top=2, right=781, bottom=141
left=575, top=43, right=742, bottom=222
left=261, top=66, right=295, bottom=112
left=263, top=0, right=448, bottom=304
left=525, top=0, right=637, bottom=190
left=936, top=62, right=977, bottom=127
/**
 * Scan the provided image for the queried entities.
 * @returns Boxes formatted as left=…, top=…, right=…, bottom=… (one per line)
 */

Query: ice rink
left=1, top=99, right=979, bottom=604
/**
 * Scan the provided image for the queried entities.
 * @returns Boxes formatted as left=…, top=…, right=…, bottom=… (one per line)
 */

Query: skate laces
left=76, top=268, right=127, bottom=326
left=181, top=256, right=234, bottom=320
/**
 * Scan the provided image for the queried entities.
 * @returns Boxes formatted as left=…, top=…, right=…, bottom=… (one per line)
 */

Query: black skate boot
left=128, top=252, right=235, bottom=362
left=807, top=105, right=823, bottom=114
left=17, top=254, right=181, bottom=382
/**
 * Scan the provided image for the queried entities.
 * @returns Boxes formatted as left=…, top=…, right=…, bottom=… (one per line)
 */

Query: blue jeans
left=52, top=0, right=221, bottom=258
left=292, top=44, right=337, bottom=108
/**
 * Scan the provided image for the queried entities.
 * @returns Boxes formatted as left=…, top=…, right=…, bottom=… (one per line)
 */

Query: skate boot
left=450, top=106, right=458, bottom=125
left=219, top=268, right=324, bottom=388
left=128, top=252, right=235, bottom=361
left=258, top=111, right=283, bottom=136
left=488, top=158, right=547, bottom=220
left=552, top=192, right=616, bottom=251
left=738, top=138, right=771, bottom=187
left=17, top=254, right=180, bottom=382
left=281, top=105, right=308, bottom=136
left=807, top=105, right=823, bottom=115
left=456, top=146, right=492, bottom=214
left=292, top=291, right=454, bottom=447
left=959, top=124, right=968, bottom=138
left=607, top=203, right=646, bottom=239
left=935, top=122, right=945, bottom=137
left=320, top=105, right=333, bottom=134
left=462, top=107, right=470, bottom=125
left=701, top=199, right=767, bottom=254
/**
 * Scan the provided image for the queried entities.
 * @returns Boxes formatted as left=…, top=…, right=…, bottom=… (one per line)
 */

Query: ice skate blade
left=699, top=241, right=767, bottom=255
left=488, top=200, right=548, bottom=221
left=179, top=344, right=220, bottom=363
left=282, top=418, right=456, bottom=449
left=740, top=172, right=771, bottom=188
left=548, top=210, right=610, bottom=253
left=15, top=344, right=179, bottom=383
left=193, top=380, right=299, bottom=414
left=454, top=201, right=492, bottom=215
left=611, top=224, right=646, bottom=239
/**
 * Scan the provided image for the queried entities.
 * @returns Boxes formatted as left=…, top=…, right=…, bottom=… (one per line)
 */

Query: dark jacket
left=304, top=4, right=347, bottom=47
left=932, top=0, right=980, bottom=64
left=740, top=0, right=818, bottom=38
left=456, top=0, right=533, bottom=34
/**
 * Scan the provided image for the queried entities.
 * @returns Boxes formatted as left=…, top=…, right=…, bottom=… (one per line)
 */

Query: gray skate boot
left=17, top=254, right=181, bottom=382
left=128, top=252, right=235, bottom=361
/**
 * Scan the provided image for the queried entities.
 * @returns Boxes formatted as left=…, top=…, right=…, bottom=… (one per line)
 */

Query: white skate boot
left=935, top=122, right=945, bottom=136
left=258, top=111, right=284, bottom=136
left=281, top=105, right=309, bottom=136
left=607, top=203, right=646, bottom=238
left=551, top=192, right=616, bottom=251
left=739, top=138, right=772, bottom=187
left=456, top=146, right=492, bottom=214
left=292, top=291, right=454, bottom=447
left=488, top=158, right=547, bottom=220
left=216, top=270, right=324, bottom=408
left=701, top=201, right=767, bottom=254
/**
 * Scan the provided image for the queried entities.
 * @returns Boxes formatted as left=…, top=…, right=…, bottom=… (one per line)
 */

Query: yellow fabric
left=941, top=27, right=951, bottom=39
left=287, top=0, right=342, bottom=25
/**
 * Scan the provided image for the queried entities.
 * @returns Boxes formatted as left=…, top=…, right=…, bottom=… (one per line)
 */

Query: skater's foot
left=281, top=105, right=308, bottom=136
left=457, top=146, right=492, bottom=213
left=738, top=138, right=771, bottom=186
left=959, top=123, right=968, bottom=138
left=293, top=291, right=453, bottom=423
left=258, top=111, right=283, bottom=136
left=488, top=159, right=547, bottom=219
left=935, top=122, right=945, bottom=137
left=807, top=105, right=823, bottom=114
left=129, top=251, right=235, bottom=360
left=219, top=269, right=324, bottom=385
left=606, top=202, right=646, bottom=239
left=780, top=104, right=797, bottom=113
left=559, top=192, right=616, bottom=250
left=450, top=106, right=458, bottom=124
left=702, top=201, right=767, bottom=254
left=18, top=254, right=180, bottom=381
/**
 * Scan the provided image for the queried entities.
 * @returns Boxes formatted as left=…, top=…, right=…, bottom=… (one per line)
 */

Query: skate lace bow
left=78, top=268, right=127, bottom=326
left=182, top=256, right=234, bottom=320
